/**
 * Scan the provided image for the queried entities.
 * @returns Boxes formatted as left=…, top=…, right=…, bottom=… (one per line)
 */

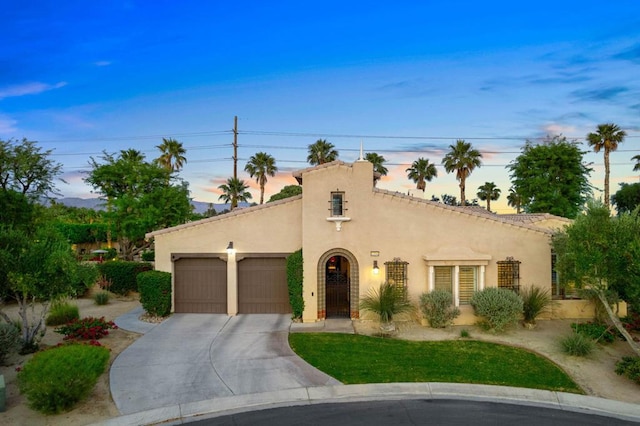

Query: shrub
left=55, top=316, right=117, bottom=340
left=520, top=285, right=553, bottom=325
left=460, top=329, right=470, bottom=338
left=615, top=356, right=640, bottom=384
left=97, top=261, right=152, bottom=295
left=46, top=300, right=80, bottom=326
left=137, top=270, right=172, bottom=317
left=419, top=290, right=460, bottom=328
left=0, top=322, right=20, bottom=365
left=360, top=282, right=413, bottom=324
left=286, top=249, right=304, bottom=319
left=622, top=311, right=640, bottom=333
left=571, top=322, right=617, bottom=344
left=141, top=250, right=155, bottom=262
left=71, top=263, right=100, bottom=296
left=94, top=291, right=110, bottom=305
left=17, top=343, right=110, bottom=413
left=561, top=332, right=595, bottom=357
left=470, top=287, right=523, bottom=333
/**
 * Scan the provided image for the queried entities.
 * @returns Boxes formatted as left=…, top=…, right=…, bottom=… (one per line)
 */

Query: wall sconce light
left=373, top=260, right=379, bottom=275
left=226, top=241, right=235, bottom=254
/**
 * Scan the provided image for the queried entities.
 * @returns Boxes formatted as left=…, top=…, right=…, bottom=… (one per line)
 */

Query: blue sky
left=2, top=1, right=639, bottom=212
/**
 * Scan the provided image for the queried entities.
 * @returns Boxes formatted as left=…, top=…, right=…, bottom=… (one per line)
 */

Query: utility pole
left=233, top=116, right=238, bottom=180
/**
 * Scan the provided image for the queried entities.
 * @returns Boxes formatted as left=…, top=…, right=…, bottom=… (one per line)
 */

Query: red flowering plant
left=55, top=317, right=118, bottom=341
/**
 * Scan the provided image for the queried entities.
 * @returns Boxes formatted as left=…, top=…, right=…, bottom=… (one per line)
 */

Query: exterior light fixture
left=226, top=241, right=235, bottom=254
left=373, top=260, right=379, bottom=275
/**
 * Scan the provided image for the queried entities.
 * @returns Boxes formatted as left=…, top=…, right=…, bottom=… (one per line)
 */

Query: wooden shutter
left=434, top=266, right=453, bottom=293
left=459, top=266, right=477, bottom=305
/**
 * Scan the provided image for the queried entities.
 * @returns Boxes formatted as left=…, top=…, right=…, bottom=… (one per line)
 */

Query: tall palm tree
left=156, top=138, right=187, bottom=172
left=632, top=154, right=640, bottom=172
left=406, top=158, right=437, bottom=192
left=307, top=139, right=338, bottom=165
left=442, top=139, right=483, bottom=206
left=218, top=177, right=252, bottom=210
left=244, top=152, right=278, bottom=204
left=477, top=182, right=501, bottom=212
left=587, top=123, right=626, bottom=207
left=507, top=187, right=524, bottom=214
left=120, top=149, right=145, bottom=163
left=364, top=152, right=388, bottom=176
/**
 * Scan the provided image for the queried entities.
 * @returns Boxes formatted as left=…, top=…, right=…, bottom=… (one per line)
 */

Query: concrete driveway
left=110, top=314, right=341, bottom=415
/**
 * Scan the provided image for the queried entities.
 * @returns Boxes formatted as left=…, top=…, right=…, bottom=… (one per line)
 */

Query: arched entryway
left=317, top=249, right=359, bottom=319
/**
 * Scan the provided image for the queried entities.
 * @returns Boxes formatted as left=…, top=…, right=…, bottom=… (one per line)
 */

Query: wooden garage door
left=238, top=257, right=291, bottom=314
left=174, top=258, right=227, bottom=313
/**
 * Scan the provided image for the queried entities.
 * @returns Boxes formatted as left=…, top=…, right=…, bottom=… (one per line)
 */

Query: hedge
left=137, top=270, right=172, bottom=317
left=286, top=249, right=304, bottom=319
left=97, top=261, right=153, bottom=295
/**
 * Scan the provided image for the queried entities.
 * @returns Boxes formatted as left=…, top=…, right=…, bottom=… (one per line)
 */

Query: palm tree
left=507, top=187, right=524, bottom=214
left=120, top=149, right=145, bottom=163
left=406, top=158, right=437, bottom=192
left=365, top=152, right=388, bottom=176
left=442, top=139, right=483, bottom=206
left=587, top=123, right=626, bottom=207
left=307, top=139, right=338, bottom=165
left=156, top=138, right=187, bottom=172
left=633, top=154, right=640, bottom=172
left=218, top=177, right=252, bottom=210
left=477, top=182, right=501, bottom=212
left=244, top=152, right=278, bottom=204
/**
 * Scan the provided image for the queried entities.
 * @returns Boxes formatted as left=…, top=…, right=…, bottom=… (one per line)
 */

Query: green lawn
left=289, top=333, right=582, bottom=394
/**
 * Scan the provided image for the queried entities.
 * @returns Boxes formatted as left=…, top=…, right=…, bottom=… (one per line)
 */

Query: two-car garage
left=173, top=255, right=291, bottom=314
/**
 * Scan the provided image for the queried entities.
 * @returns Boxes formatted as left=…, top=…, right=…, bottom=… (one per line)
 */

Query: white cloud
left=94, top=61, right=112, bottom=67
left=541, top=123, right=578, bottom=135
left=0, top=115, right=18, bottom=135
left=0, top=81, right=67, bottom=100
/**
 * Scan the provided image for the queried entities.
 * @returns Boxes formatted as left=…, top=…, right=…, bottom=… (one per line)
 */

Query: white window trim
left=427, top=263, right=487, bottom=307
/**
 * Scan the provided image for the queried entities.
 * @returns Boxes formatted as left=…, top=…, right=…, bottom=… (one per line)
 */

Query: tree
left=442, top=139, right=483, bottom=206
left=85, top=150, right=192, bottom=259
left=587, top=124, right=626, bottom=208
left=406, top=157, right=437, bottom=192
left=365, top=152, right=388, bottom=176
left=477, top=182, right=501, bottom=212
left=552, top=201, right=640, bottom=356
left=268, top=185, right=302, bottom=203
left=0, top=225, right=78, bottom=351
left=633, top=154, right=640, bottom=172
left=307, top=139, right=338, bottom=165
left=612, top=183, right=640, bottom=215
left=218, top=177, right=252, bottom=210
left=506, top=187, right=524, bottom=214
left=156, top=138, right=187, bottom=172
left=507, top=135, right=592, bottom=219
left=244, top=152, right=278, bottom=204
left=0, top=138, right=63, bottom=199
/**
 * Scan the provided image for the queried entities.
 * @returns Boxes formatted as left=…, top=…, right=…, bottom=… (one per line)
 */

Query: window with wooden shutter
left=459, top=266, right=477, bottom=305
left=434, top=266, right=453, bottom=294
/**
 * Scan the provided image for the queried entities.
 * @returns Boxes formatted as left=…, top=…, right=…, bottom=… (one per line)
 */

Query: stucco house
left=147, top=158, right=605, bottom=324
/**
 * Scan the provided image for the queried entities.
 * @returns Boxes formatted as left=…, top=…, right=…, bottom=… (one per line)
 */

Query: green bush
left=17, top=343, right=110, bottom=413
left=286, top=249, right=304, bottom=319
left=141, top=250, right=155, bottom=261
left=571, top=322, right=617, bottom=344
left=94, top=291, right=110, bottom=305
left=560, top=332, right=595, bottom=357
left=615, top=356, right=640, bottom=384
left=71, top=263, right=100, bottom=297
left=97, top=261, right=152, bottom=295
left=0, top=322, right=20, bottom=365
left=520, top=285, right=553, bottom=325
left=137, top=270, right=172, bottom=317
left=470, top=287, right=523, bottom=333
left=360, top=282, right=413, bottom=324
left=46, top=300, right=80, bottom=326
left=419, top=290, right=460, bottom=328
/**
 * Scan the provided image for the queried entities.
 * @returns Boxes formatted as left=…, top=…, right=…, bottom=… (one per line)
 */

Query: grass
left=289, top=333, right=582, bottom=394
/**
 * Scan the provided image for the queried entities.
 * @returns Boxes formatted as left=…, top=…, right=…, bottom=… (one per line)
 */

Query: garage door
left=174, top=258, right=227, bottom=313
left=238, top=257, right=291, bottom=314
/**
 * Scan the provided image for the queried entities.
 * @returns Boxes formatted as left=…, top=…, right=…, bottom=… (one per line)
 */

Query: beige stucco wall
left=299, top=161, right=555, bottom=322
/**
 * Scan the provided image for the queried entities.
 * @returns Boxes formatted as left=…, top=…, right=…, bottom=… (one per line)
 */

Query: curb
left=96, top=383, right=640, bottom=425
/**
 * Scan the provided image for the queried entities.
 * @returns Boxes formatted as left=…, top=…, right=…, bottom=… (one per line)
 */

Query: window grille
left=385, top=258, right=408, bottom=289
left=497, top=257, right=520, bottom=293
left=329, top=192, right=345, bottom=216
